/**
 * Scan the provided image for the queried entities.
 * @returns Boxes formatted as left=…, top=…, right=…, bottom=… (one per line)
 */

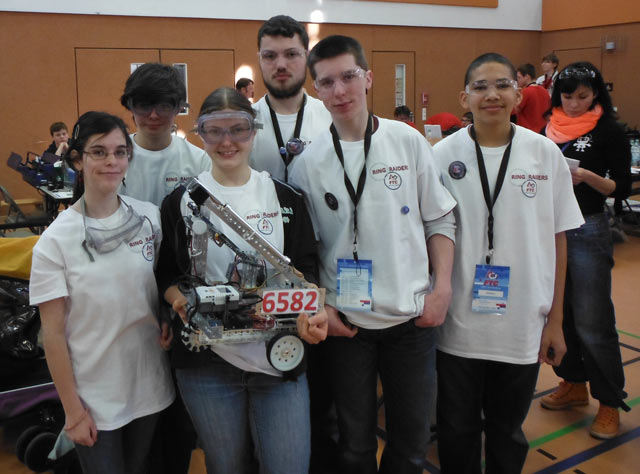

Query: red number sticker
left=261, top=289, right=320, bottom=314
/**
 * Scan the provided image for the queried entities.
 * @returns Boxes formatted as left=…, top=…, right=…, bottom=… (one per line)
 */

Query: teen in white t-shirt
left=30, top=112, right=174, bottom=474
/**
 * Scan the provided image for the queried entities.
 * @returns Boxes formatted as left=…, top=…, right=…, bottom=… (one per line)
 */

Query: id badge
left=472, top=264, right=510, bottom=315
left=336, top=258, right=372, bottom=312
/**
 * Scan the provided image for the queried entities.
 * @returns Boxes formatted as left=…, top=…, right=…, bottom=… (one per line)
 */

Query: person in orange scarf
left=541, top=62, right=631, bottom=439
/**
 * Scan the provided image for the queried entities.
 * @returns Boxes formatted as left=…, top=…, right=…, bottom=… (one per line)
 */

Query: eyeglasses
left=258, top=49, right=306, bottom=64
left=83, top=148, right=131, bottom=160
left=129, top=100, right=180, bottom=117
left=465, top=79, right=518, bottom=95
left=558, top=67, right=596, bottom=80
left=197, top=111, right=256, bottom=145
left=314, top=68, right=366, bottom=92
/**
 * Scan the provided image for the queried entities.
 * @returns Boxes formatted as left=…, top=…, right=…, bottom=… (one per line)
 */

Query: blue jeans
left=554, top=212, right=627, bottom=408
left=436, top=351, right=539, bottom=474
left=74, top=412, right=159, bottom=474
left=175, top=358, right=310, bottom=474
left=325, top=319, right=437, bottom=474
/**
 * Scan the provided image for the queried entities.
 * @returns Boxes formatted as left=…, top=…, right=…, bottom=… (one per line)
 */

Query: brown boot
left=540, top=381, right=589, bottom=410
left=590, top=403, right=620, bottom=439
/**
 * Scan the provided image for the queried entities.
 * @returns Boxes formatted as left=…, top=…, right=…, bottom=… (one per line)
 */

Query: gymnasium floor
left=1, top=235, right=638, bottom=473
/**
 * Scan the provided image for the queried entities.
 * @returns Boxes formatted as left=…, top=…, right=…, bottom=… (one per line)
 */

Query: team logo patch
left=257, top=218, right=274, bottom=235
left=384, top=172, right=402, bottom=190
left=142, top=241, right=154, bottom=261
left=521, top=179, right=537, bottom=198
left=509, top=169, right=527, bottom=186
left=244, top=209, right=262, bottom=223
left=448, top=161, right=466, bottom=179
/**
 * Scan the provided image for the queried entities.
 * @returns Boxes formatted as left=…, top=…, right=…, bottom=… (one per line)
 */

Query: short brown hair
left=50, top=121, right=67, bottom=135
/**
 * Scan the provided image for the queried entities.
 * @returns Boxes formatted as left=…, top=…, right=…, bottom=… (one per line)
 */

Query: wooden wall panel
left=540, top=22, right=640, bottom=129
left=2, top=11, right=638, bottom=202
left=542, top=0, right=640, bottom=31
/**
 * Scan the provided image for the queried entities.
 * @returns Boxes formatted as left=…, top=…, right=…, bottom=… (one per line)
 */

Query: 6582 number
left=261, top=289, right=319, bottom=314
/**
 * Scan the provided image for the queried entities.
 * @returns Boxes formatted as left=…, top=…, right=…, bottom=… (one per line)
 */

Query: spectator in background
left=235, top=77, right=255, bottom=100
left=393, top=105, right=418, bottom=130
left=541, top=61, right=631, bottom=439
left=515, top=63, right=550, bottom=132
left=460, top=111, right=473, bottom=127
left=45, top=122, right=69, bottom=156
left=426, top=112, right=463, bottom=136
left=536, top=53, right=559, bottom=96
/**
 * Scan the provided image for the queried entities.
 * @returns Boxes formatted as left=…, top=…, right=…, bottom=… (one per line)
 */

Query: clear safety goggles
left=81, top=198, right=149, bottom=262
left=465, top=78, right=518, bottom=96
left=196, top=111, right=260, bottom=145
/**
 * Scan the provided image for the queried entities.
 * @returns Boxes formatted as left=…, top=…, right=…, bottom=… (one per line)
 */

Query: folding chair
left=0, top=185, right=51, bottom=237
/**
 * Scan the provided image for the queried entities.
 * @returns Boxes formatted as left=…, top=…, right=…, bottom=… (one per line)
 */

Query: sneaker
left=540, top=381, right=589, bottom=410
left=590, top=404, right=620, bottom=439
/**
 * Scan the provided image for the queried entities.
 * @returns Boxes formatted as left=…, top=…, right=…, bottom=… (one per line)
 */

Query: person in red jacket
left=515, top=63, right=550, bottom=132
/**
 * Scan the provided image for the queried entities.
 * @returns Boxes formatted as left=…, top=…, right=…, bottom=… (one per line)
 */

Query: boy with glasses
left=250, top=15, right=331, bottom=182
left=433, top=53, right=583, bottom=473
left=120, top=62, right=210, bottom=206
left=119, top=62, right=208, bottom=474
left=291, top=35, right=456, bottom=473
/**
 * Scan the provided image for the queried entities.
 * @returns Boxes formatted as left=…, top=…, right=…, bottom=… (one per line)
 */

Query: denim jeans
left=436, top=351, right=539, bottom=474
left=325, top=319, right=437, bottom=474
left=175, top=358, right=310, bottom=474
left=554, top=212, right=627, bottom=408
left=74, top=412, right=159, bottom=474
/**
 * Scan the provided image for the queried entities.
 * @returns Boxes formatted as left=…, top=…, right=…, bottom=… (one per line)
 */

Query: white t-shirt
left=250, top=94, right=332, bottom=181
left=180, top=170, right=284, bottom=376
left=290, top=117, right=456, bottom=329
left=434, top=126, right=584, bottom=364
left=121, top=135, right=211, bottom=206
left=29, top=197, right=175, bottom=430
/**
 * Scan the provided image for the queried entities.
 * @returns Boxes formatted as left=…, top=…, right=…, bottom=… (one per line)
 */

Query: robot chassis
left=178, top=177, right=324, bottom=373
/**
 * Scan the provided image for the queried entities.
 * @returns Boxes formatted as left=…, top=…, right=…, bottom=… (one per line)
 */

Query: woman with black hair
left=541, top=62, right=632, bottom=439
left=29, top=111, right=175, bottom=473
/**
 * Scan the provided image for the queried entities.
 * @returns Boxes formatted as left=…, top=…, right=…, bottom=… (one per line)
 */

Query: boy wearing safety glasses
left=119, top=62, right=210, bottom=206
left=290, top=35, right=456, bottom=474
left=250, top=15, right=331, bottom=182
left=433, top=53, right=583, bottom=473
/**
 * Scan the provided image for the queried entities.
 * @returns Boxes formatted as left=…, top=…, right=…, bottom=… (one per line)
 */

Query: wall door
left=76, top=48, right=235, bottom=146
left=160, top=49, right=235, bottom=146
left=76, top=48, right=160, bottom=132
left=371, top=51, right=415, bottom=122
left=554, top=47, right=602, bottom=72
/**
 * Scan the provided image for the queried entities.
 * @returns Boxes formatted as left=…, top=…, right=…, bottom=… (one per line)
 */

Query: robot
left=175, top=178, right=324, bottom=374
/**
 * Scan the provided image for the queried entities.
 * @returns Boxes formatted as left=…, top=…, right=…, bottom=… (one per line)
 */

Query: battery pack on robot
left=175, top=178, right=325, bottom=375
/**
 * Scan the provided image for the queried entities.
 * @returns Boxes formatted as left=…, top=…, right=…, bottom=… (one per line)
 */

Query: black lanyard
left=470, top=125, right=515, bottom=264
left=330, top=113, right=373, bottom=262
left=265, top=94, right=306, bottom=182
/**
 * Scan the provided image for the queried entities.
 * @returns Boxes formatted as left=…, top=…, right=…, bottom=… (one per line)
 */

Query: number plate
left=260, top=289, right=320, bottom=315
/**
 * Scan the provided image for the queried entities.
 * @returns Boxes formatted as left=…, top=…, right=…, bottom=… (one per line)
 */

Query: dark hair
left=308, top=35, right=368, bottom=80
left=464, top=53, right=516, bottom=86
left=66, top=112, right=132, bottom=202
left=462, top=111, right=474, bottom=124
left=551, top=61, right=615, bottom=119
left=120, top=63, right=186, bottom=110
left=235, top=78, right=254, bottom=90
left=542, top=53, right=559, bottom=66
left=394, top=105, right=412, bottom=118
left=257, top=15, right=309, bottom=50
left=516, top=63, right=536, bottom=80
left=199, top=87, right=256, bottom=118
left=49, top=121, right=68, bottom=135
